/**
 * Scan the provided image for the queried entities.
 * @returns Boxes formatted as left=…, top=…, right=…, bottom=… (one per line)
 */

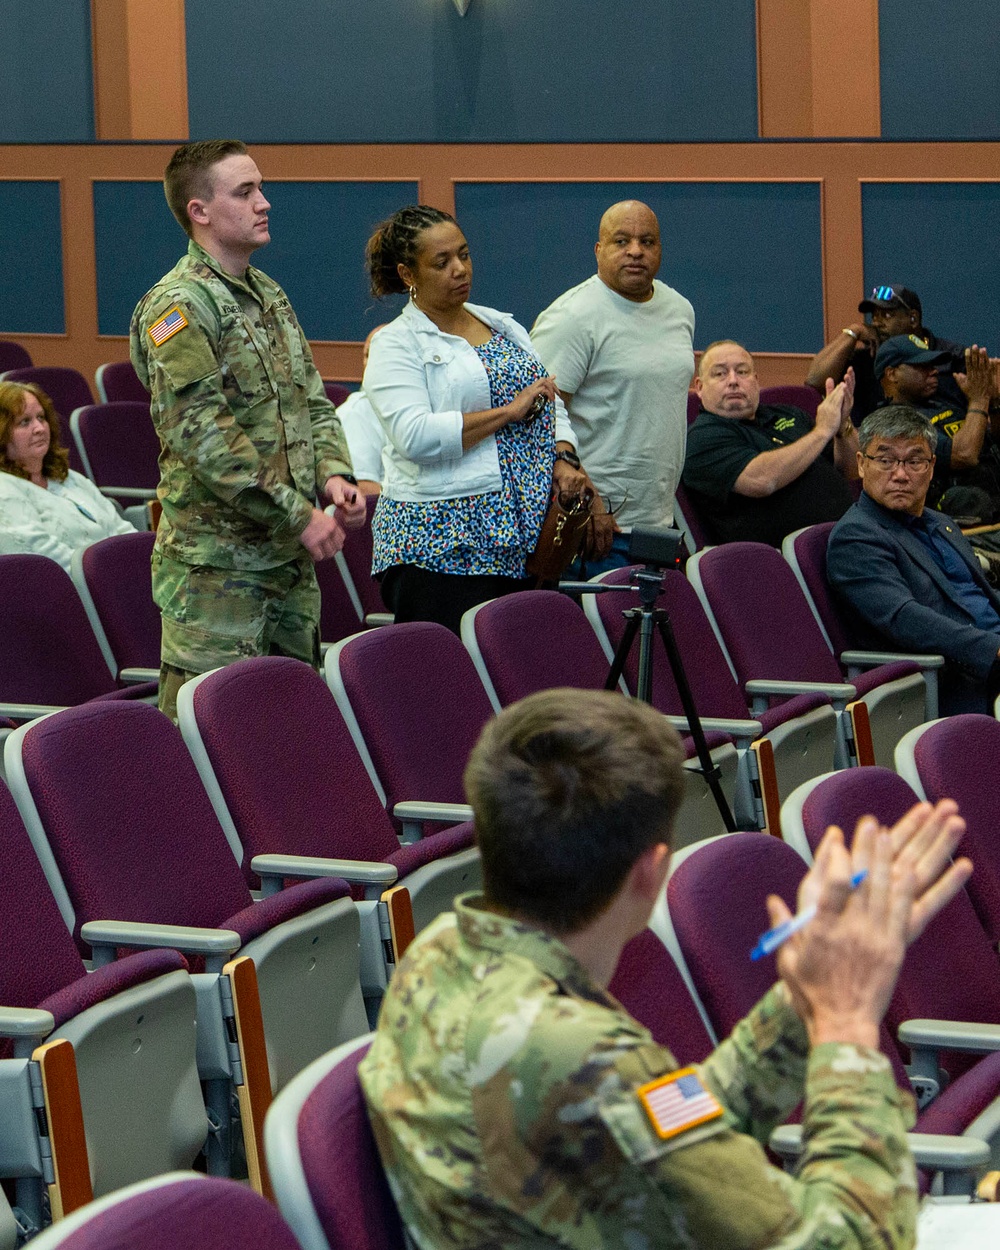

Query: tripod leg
left=654, top=613, right=736, bottom=832
left=606, top=612, right=641, bottom=692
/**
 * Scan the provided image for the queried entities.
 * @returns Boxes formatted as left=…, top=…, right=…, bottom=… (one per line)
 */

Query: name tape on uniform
left=148, top=306, right=188, bottom=347
left=637, top=1066, right=723, bottom=1140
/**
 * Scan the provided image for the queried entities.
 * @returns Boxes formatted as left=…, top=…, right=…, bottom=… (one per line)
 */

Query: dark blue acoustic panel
left=186, top=0, right=757, bottom=143
left=94, top=183, right=190, bottom=337
left=94, top=180, right=417, bottom=339
left=0, top=2, right=94, bottom=141
left=455, top=182, right=824, bottom=354
left=862, top=182, right=1000, bottom=349
left=879, top=0, right=1000, bottom=139
left=0, top=183, right=64, bottom=334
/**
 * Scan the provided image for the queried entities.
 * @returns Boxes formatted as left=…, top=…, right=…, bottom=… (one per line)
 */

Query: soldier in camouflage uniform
left=361, top=689, right=972, bottom=1249
left=130, top=139, right=365, bottom=719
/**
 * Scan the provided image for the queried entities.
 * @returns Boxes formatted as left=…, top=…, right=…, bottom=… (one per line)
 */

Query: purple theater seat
left=0, top=554, right=157, bottom=709
left=77, top=531, right=160, bottom=675
left=288, top=1041, right=406, bottom=1250
left=793, top=766, right=1000, bottom=1079
left=328, top=621, right=496, bottom=812
left=180, top=657, right=475, bottom=897
left=28, top=1173, right=301, bottom=1250
left=609, top=928, right=714, bottom=1063
left=70, top=402, right=159, bottom=508
left=908, top=714, right=1000, bottom=945
left=315, top=554, right=364, bottom=643
left=340, top=494, right=388, bottom=618
left=94, top=360, right=149, bottom=404
left=782, top=522, right=852, bottom=654
left=759, top=384, right=821, bottom=419
left=12, top=700, right=351, bottom=955
left=0, top=340, right=32, bottom=371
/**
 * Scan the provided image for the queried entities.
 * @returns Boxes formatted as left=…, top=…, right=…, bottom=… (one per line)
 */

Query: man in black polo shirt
left=682, top=340, right=857, bottom=546
left=805, top=284, right=965, bottom=425
left=875, top=335, right=999, bottom=517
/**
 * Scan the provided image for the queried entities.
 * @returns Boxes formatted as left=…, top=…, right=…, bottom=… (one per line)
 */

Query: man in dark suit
left=827, top=404, right=1000, bottom=713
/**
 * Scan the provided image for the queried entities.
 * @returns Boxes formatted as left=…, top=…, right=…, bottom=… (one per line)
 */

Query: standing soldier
left=131, top=139, right=365, bottom=719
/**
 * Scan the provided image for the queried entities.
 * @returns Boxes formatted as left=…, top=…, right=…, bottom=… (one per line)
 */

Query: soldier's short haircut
left=366, top=204, right=458, bottom=297
left=858, top=404, right=936, bottom=454
left=164, top=140, right=249, bottom=236
left=464, top=689, right=686, bottom=934
left=0, top=381, right=69, bottom=483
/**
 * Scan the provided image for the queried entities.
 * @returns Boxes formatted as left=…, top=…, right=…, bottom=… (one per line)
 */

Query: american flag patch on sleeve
left=637, top=1067, right=723, bottom=1140
left=147, top=306, right=188, bottom=346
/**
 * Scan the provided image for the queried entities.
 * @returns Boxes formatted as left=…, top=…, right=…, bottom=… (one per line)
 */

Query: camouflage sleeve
left=134, top=294, right=315, bottom=541
left=700, top=982, right=811, bottom=1140
left=296, top=327, right=354, bottom=492
left=595, top=1034, right=917, bottom=1250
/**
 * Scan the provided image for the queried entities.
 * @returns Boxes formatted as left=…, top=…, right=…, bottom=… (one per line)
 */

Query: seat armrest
left=664, top=715, right=762, bottom=744
left=899, top=1019, right=1000, bottom=1053
left=364, top=612, right=394, bottom=628
left=769, top=1124, right=990, bottom=1173
left=81, top=920, right=241, bottom=965
left=840, top=650, right=945, bottom=671
left=0, top=1007, right=55, bottom=1040
left=251, top=853, right=397, bottom=890
left=393, top=801, right=474, bottom=823
left=99, top=487, right=157, bottom=500
left=745, top=679, right=856, bottom=700
left=119, top=667, right=159, bottom=684
left=0, top=703, right=70, bottom=720
left=745, top=680, right=855, bottom=716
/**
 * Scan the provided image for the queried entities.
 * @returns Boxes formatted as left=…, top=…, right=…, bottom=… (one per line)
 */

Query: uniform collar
left=455, top=893, right=614, bottom=1005
left=186, top=239, right=270, bottom=305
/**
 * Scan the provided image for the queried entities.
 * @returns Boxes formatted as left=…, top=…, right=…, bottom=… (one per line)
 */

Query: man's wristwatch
left=554, top=449, right=581, bottom=470
left=339, top=473, right=359, bottom=486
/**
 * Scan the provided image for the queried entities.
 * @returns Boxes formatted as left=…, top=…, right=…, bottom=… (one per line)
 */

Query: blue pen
left=750, top=870, right=868, bottom=961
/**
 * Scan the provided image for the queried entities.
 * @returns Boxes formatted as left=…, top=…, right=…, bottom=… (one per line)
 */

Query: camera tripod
left=561, top=563, right=736, bottom=831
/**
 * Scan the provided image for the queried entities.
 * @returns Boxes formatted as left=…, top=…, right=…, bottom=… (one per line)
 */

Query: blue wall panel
left=0, top=2, right=94, bottom=142
left=0, top=183, right=64, bottom=334
left=454, top=182, right=824, bottom=353
left=94, top=180, right=417, bottom=339
left=862, top=182, right=1000, bottom=349
left=186, top=0, right=757, bottom=143
left=879, top=0, right=1000, bottom=140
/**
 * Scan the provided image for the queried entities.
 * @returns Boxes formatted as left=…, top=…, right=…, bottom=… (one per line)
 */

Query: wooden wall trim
left=757, top=0, right=880, bottom=138
left=2, top=140, right=998, bottom=384
left=91, top=0, right=189, bottom=140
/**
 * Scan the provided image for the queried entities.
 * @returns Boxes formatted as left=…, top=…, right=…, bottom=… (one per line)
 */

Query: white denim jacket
left=363, top=299, right=575, bottom=502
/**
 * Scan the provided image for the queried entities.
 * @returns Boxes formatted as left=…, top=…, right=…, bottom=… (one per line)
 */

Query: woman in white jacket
left=0, top=381, right=135, bottom=572
left=363, top=205, right=594, bottom=632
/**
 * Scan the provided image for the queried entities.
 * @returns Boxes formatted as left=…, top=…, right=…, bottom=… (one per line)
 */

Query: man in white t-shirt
left=531, top=201, right=695, bottom=571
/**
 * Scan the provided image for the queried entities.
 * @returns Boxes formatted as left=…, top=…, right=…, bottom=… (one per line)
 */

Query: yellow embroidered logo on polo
left=637, top=1067, right=723, bottom=1140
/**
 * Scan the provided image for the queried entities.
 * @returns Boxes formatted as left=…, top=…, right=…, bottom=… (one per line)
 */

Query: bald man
left=531, top=201, right=695, bottom=571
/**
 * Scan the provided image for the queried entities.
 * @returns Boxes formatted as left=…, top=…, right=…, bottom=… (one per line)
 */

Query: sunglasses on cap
left=870, top=285, right=917, bottom=309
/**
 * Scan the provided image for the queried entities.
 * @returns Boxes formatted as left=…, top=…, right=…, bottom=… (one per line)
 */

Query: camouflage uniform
left=361, top=896, right=918, bottom=1250
left=130, top=240, right=352, bottom=715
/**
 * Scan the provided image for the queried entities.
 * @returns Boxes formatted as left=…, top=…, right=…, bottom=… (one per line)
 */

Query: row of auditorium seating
left=0, top=521, right=936, bottom=841
left=0, top=501, right=385, bottom=726
left=10, top=710, right=1000, bottom=1247
left=0, top=648, right=481, bottom=1233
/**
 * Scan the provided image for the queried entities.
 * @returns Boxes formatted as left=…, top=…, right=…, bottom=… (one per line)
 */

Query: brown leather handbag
left=526, top=486, right=595, bottom=584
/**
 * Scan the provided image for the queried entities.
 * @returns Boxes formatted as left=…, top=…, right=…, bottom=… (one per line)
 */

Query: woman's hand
left=506, top=376, right=558, bottom=425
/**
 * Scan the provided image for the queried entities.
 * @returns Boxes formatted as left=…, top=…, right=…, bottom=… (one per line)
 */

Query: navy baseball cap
left=859, top=284, right=922, bottom=316
left=874, top=334, right=950, bottom=379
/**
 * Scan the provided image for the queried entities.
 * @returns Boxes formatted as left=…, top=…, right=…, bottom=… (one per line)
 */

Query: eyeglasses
left=870, top=285, right=916, bottom=310
left=862, top=453, right=933, bottom=474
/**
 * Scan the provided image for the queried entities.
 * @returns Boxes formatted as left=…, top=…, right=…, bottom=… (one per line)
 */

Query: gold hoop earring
left=408, top=285, right=417, bottom=300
